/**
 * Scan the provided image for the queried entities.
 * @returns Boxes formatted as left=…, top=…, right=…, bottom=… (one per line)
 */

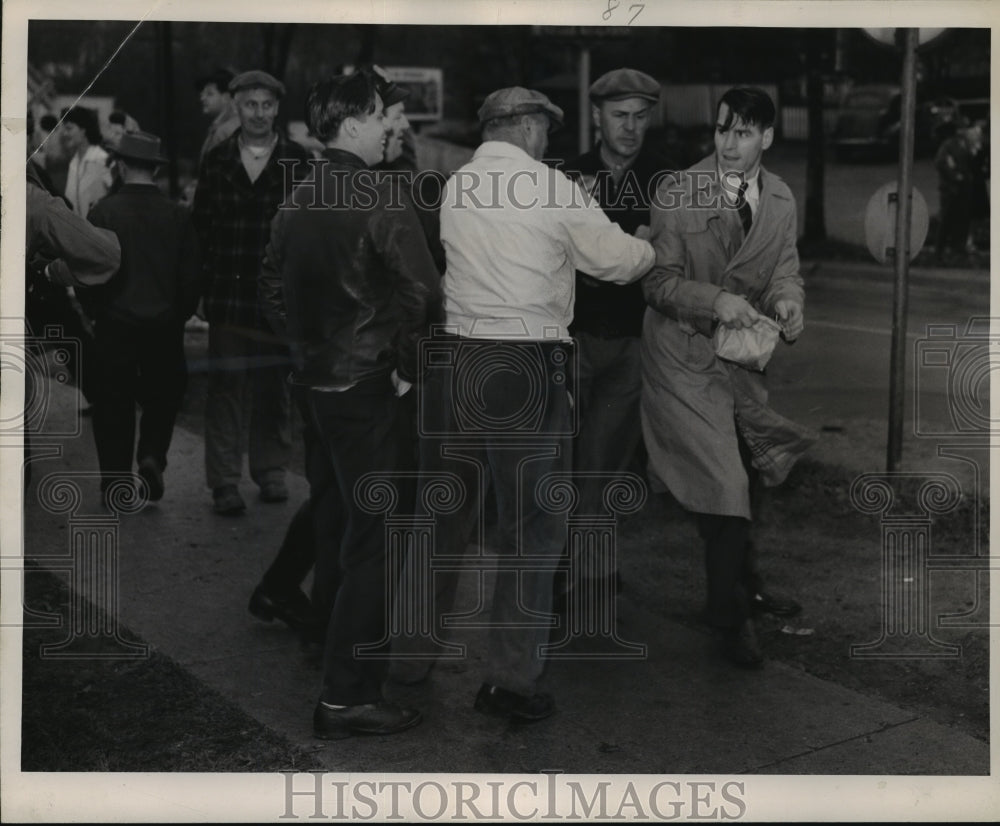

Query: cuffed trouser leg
left=205, top=323, right=247, bottom=490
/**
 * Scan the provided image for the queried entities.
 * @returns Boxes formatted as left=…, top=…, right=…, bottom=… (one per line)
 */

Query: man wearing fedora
left=86, top=131, right=201, bottom=505
left=388, top=87, right=653, bottom=722
left=193, top=69, right=310, bottom=515
left=559, top=68, right=676, bottom=605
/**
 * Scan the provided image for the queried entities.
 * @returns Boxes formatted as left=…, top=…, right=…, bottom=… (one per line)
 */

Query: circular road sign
left=863, top=28, right=947, bottom=48
left=864, top=182, right=930, bottom=265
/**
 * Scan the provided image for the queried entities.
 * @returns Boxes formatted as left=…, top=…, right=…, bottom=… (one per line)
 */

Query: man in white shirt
left=389, top=87, right=653, bottom=722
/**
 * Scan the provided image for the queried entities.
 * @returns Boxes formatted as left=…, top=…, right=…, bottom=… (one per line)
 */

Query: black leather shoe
left=474, top=682, right=555, bottom=722
left=313, top=700, right=422, bottom=740
left=751, top=590, right=802, bottom=618
left=721, top=619, right=764, bottom=669
left=248, top=584, right=318, bottom=634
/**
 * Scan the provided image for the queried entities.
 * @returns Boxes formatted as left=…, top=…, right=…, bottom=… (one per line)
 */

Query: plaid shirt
left=193, top=129, right=309, bottom=329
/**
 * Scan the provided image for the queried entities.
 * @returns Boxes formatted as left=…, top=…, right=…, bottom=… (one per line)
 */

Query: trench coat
left=640, top=154, right=816, bottom=519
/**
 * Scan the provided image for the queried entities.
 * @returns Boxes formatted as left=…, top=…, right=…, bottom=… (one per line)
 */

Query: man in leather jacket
left=259, top=70, right=441, bottom=740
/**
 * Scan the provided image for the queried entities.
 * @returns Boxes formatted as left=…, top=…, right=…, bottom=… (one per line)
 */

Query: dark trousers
left=695, top=426, right=763, bottom=628
left=937, top=188, right=974, bottom=255
left=696, top=514, right=762, bottom=627
left=392, top=338, right=573, bottom=695
left=308, top=376, right=413, bottom=706
left=258, top=386, right=336, bottom=603
left=91, top=315, right=186, bottom=490
left=259, top=387, right=419, bottom=621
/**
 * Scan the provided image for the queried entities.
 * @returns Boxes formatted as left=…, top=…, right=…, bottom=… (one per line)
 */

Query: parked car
left=832, top=84, right=960, bottom=160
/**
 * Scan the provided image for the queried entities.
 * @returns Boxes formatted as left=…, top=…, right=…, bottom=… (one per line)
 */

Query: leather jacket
left=259, top=148, right=442, bottom=389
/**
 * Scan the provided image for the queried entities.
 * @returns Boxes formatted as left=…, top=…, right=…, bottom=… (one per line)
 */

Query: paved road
left=767, top=264, right=990, bottom=479
left=762, top=144, right=940, bottom=248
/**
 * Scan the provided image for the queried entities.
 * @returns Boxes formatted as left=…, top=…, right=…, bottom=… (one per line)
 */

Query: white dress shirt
left=440, top=140, right=654, bottom=340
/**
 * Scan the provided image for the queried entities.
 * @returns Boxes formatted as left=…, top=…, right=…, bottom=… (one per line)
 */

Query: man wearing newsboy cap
left=558, top=68, right=676, bottom=608
left=193, top=69, right=310, bottom=516
left=86, top=132, right=201, bottom=507
left=388, top=87, right=654, bottom=722
left=196, top=67, right=239, bottom=163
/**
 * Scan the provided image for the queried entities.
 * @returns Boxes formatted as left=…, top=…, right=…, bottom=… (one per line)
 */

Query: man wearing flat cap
left=558, top=68, right=676, bottom=607
left=196, top=67, right=240, bottom=163
left=193, top=69, right=310, bottom=515
left=388, top=86, right=654, bottom=723
left=86, top=132, right=201, bottom=506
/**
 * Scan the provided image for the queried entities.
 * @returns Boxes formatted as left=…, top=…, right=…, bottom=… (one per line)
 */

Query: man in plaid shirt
left=193, top=69, right=310, bottom=515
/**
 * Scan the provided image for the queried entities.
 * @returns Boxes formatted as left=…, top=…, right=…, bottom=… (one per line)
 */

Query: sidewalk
left=19, top=377, right=990, bottom=777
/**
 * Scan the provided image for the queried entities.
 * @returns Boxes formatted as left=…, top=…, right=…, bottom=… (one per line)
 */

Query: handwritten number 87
left=603, top=1, right=645, bottom=25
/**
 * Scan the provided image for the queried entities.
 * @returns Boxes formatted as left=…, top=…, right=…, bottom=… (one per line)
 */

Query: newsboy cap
left=589, top=68, right=661, bottom=103
left=477, top=87, right=564, bottom=130
left=229, top=70, right=286, bottom=98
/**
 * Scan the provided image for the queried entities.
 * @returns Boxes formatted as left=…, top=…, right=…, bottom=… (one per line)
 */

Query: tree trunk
left=803, top=30, right=828, bottom=243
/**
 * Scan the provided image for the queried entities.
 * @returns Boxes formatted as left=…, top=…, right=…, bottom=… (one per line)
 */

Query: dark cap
left=477, top=87, right=564, bottom=130
left=374, top=77, right=409, bottom=108
left=589, top=68, right=661, bottom=103
left=196, top=67, right=235, bottom=94
left=229, top=70, right=286, bottom=98
left=112, top=130, right=167, bottom=164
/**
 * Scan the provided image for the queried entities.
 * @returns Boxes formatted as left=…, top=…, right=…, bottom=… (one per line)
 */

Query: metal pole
left=578, top=46, right=591, bottom=154
left=887, top=28, right=918, bottom=472
left=160, top=22, right=179, bottom=199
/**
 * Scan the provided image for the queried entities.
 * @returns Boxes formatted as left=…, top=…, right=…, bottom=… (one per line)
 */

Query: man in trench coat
left=641, top=86, right=815, bottom=668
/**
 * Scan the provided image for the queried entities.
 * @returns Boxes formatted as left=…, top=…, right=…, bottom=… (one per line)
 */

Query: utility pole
left=886, top=28, right=919, bottom=472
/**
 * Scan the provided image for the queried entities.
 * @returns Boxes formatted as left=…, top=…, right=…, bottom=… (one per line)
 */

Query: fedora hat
left=113, top=131, right=167, bottom=164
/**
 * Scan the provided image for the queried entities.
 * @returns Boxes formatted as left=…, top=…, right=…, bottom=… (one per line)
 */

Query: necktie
left=737, top=181, right=753, bottom=236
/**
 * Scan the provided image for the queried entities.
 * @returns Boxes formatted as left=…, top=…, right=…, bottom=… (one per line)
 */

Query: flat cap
left=229, top=70, right=286, bottom=98
left=589, top=68, right=661, bottom=103
left=477, top=87, right=564, bottom=130
left=373, top=75, right=410, bottom=108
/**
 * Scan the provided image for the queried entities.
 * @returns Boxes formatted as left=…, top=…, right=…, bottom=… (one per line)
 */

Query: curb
left=801, top=258, right=989, bottom=287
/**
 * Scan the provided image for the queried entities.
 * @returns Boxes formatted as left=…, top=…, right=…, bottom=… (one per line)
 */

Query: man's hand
left=634, top=224, right=651, bottom=241
left=713, top=291, right=759, bottom=329
left=775, top=299, right=804, bottom=341
left=390, top=369, right=413, bottom=398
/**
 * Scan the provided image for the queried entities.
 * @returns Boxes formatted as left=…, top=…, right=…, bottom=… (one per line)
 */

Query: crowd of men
left=26, top=64, right=810, bottom=740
